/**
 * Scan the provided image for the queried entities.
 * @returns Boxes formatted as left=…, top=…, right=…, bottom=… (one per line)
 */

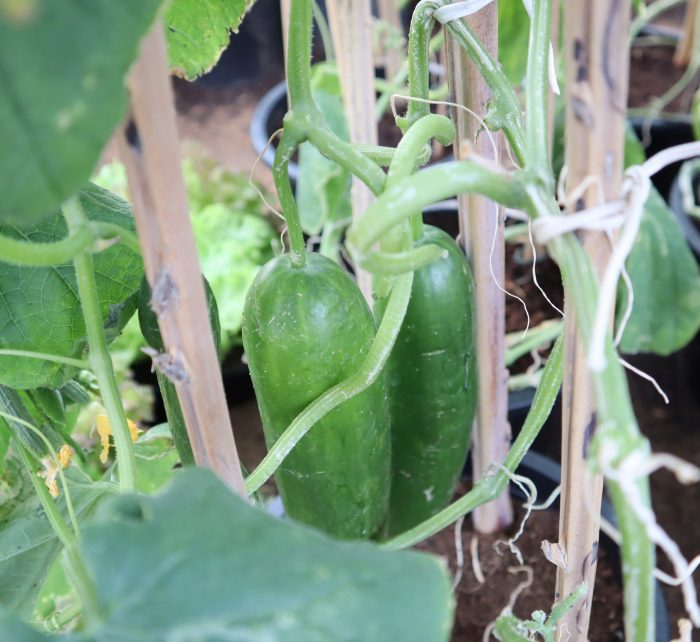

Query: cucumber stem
left=63, top=196, right=137, bottom=492
left=273, top=131, right=307, bottom=266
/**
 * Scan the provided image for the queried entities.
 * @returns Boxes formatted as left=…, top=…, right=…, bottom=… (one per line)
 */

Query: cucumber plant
left=0, top=0, right=698, bottom=641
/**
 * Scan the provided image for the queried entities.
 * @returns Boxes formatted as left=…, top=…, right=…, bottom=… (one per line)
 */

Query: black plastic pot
left=478, top=451, right=671, bottom=642
left=250, top=77, right=451, bottom=186
left=630, top=116, right=694, bottom=199
left=250, top=81, right=296, bottom=181
left=669, top=164, right=700, bottom=259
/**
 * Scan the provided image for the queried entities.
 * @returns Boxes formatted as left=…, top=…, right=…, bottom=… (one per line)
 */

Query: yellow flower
left=37, top=444, right=73, bottom=498
left=95, top=414, right=141, bottom=464
left=58, top=444, right=72, bottom=468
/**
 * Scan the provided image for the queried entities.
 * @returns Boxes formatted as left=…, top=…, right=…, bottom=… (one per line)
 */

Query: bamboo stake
left=280, top=0, right=291, bottom=65
left=674, top=0, right=697, bottom=67
left=326, top=0, right=377, bottom=303
left=118, top=20, right=247, bottom=497
left=377, top=0, right=403, bottom=80
left=445, top=4, right=513, bottom=533
left=555, top=2, right=631, bottom=639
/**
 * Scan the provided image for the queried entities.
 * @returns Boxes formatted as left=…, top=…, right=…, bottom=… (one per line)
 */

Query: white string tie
left=530, top=202, right=626, bottom=246
left=532, top=141, right=700, bottom=375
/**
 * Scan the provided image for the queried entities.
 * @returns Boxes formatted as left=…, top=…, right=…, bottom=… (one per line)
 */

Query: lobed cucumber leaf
left=166, top=0, right=257, bottom=80
left=0, top=468, right=454, bottom=641
left=0, top=0, right=161, bottom=224
left=0, top=183, right=143, bottom=390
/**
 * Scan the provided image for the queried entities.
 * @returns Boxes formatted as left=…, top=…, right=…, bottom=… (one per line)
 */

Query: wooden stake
left=280, top=0, right=291, bottom=65
left=674, top=0, right=697, bottom=68
left=377, top=0, right=403, bottom=80
left=118, top=20, right=247, bottom=497
left=326, top=0, right=377, bottom=303
left=445, top=4, right=513, bottom=534
left=556, top=2, right=630, bottom=639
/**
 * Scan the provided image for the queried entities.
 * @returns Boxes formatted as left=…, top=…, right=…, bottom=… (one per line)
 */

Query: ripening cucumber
left=379, top=225, right=477, bottom=536
left=242, top=252, right=390, bottom=539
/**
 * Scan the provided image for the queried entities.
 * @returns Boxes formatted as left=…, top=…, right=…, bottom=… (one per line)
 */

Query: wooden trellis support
left=556, top=1, right=631, bottom=639
left=444, top=4, right=513, bottom=533
left=119, top=20, right=247, bottom=497
left=326, top=0, right=377, bottom=303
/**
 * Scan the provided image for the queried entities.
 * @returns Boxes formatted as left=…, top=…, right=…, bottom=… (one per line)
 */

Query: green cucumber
left=242, top=253, right=390, bottom=539
left=138, top=276, right=221, bottom=466
left=380, top=225, right=477, bottom=536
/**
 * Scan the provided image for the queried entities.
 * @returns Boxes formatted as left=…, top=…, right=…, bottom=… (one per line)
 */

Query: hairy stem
left=13, top=437, right=100, bottom=625
left=63, top=196, right=137, bottom=492
left=273, top=130, right=307, bottom=266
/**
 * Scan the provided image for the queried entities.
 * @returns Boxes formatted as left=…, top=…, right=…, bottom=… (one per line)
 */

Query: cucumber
left=380, top=225, right=477, bottom=536
left=242, top=253, right=390, bottom=539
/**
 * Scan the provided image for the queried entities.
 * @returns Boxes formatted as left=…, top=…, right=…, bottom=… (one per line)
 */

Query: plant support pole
left=326, top=0, right=377, bottom=303
left=674, top=0, right=697, bottom=67
left=377, top=0, right=403, bottom=80
left=118, top=20, right=247, bottom=497
left=555, top=1, right=631, bottom=639
left=444, top=3, right=513, bottom=533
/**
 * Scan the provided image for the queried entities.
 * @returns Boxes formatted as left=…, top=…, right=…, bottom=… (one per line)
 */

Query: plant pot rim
left=250, top=81, right=299, bottom=182
left=250, top=81, right=457, bottom=190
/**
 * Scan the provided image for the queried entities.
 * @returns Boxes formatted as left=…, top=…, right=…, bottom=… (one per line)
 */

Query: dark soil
left=417, top=497, right=624, bottom=642
left=504, top=243, right=563, bottom=335
left=628, top=44, right=697, bottom=113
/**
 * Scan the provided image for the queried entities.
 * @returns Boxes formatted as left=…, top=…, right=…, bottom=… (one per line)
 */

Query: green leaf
left=296, top=89, right=352, bottom=237
left=166, top=0, right=256, bottom=80
left=0, top=0, right=162, bottom=223
left=133, top=424, right=178, bottom=494
left=617, top=131, right=700, bottom=355
left=0, top=469, right=112, bottom=619
left=0, top=183, right=143, bottom=389
left=0, top=417, right=8, bottom=466
left=44, top=468, right=452, bottom=641
left=617, top=187, right=700, bottom=354
left=498, top=1, right=530, bottom=85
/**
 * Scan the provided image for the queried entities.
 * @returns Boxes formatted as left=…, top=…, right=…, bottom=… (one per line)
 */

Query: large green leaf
left=0, top=468, right=452, bottom=641
left=166, top=0, right=256, bottom=80
left=617, top=187, right=700, bottom=354
left=617, top=132, right=700, bottom=354
left=0, top=183, right=143, bottom=389
left=0, top=469, right=113, bottom=619
left=0, top=0, right=162, bottom=223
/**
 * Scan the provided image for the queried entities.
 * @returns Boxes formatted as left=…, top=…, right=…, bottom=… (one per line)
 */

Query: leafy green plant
left=95, top=157, right=277, bottom=355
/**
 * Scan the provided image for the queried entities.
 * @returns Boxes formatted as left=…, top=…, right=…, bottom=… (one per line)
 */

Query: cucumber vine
left=245, top=0, right=658, bottom=639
